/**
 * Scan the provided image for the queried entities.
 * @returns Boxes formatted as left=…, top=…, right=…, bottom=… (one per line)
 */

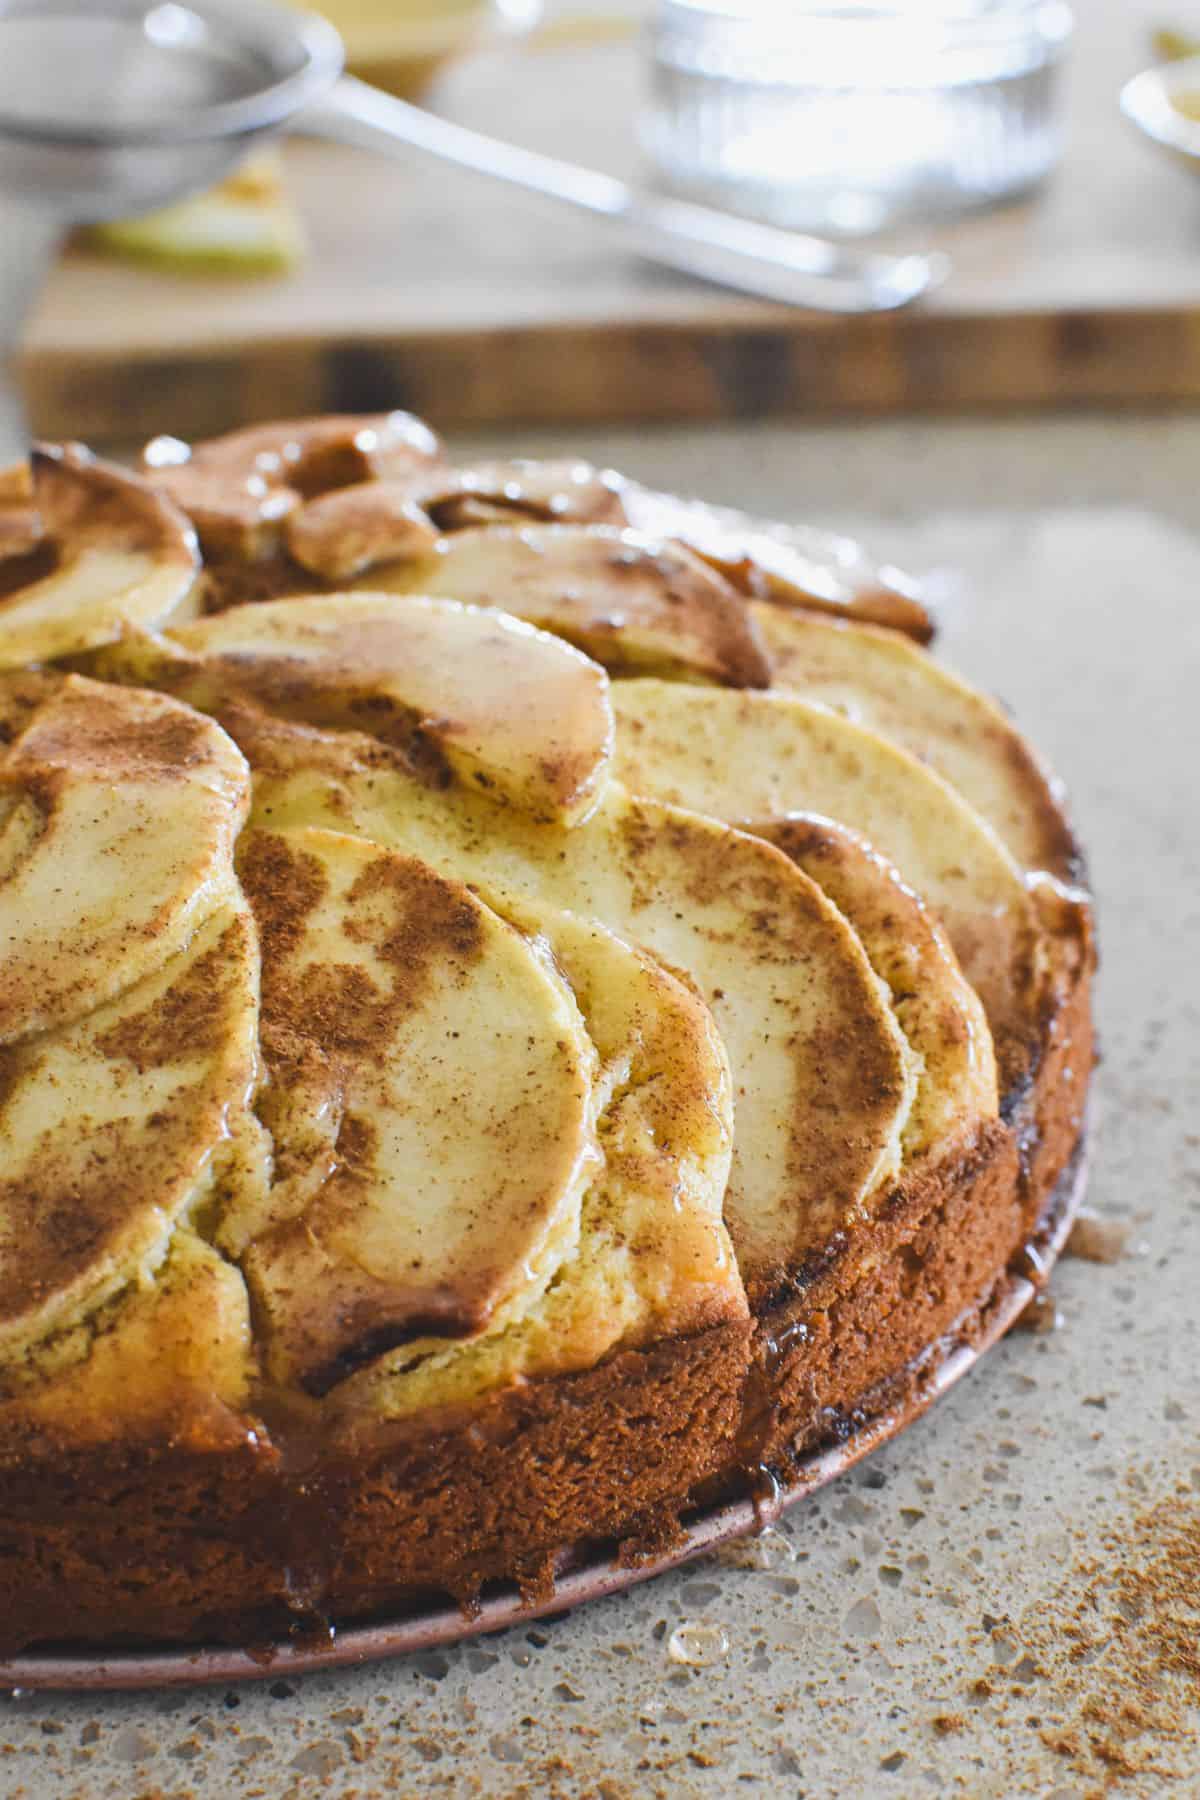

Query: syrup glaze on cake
left=0, top=416, right=1094, bottom=1653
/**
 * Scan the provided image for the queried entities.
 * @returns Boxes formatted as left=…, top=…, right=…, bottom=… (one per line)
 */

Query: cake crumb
left=1066, top=1207, right=1134, bottom=1264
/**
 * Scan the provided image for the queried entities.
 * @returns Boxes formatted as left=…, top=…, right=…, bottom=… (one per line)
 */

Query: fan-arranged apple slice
left=284, top=483, right=440, bottom=581
left=754, top=605, right=1082, bottom=881
left=282, top=460, right=630, bottom=581
left=142, top=413, right=447, bottom=561
left=621, top=486, right=934, bottom=643
left=425, top=459, right=629, bottom=532
left=0, top=1230, right=255, bottom=1443
left=0, top=460, right=37, bottom=556
left=757, top=816, right=998, bottom=1164
left=101, top=593, right=615, bottom=825
left=376, top=524, right=772, bottom=688
left=608, top=679, right=1045, bottom=1094
left=0, top=900, right=261, bottom=1363
left=246, top=725, right=917, bottom=1299
left=230, top=825, right=599, bottom=1395
left=0, top=445, right=197, bottom=667
left=491, top=897, right=740, bottom=1338
left=334, top=895, right=747, bottom=1422
left=0, top=674, right=249, bottom=1044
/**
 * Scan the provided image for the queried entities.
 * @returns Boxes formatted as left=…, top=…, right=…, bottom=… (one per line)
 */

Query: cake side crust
left=0, top=1318, right=751, bottom=1656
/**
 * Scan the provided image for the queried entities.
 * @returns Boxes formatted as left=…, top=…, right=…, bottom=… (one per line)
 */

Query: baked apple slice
left=621, top=485, right=933, bottom=644
left=282, top=458, right=630, bottom=580
left=0, top=460, right=37, bottom=556
left=608, top=678, right=1044, bottom=1096
left=0, top=1230, right=254, bottom=1444
left=230, top=825, right=599, bottom=1395
left=0, top=445, right=197, bottom=667
left=757, top=815, right=998, bottom=1164
left=424, top=459, right=629, bottom=532
left=101, top=592, right=615, bottom=825
left=754, top=604, right=1083, bottom=882
left=142, top=413, right=446, bottom=561
left=333, top=895, right=747, bottom=1423
left=0, top=900, right=260, bottom=1363
left=0, top=674, right=248, bottom=1044
left=377, top=524, right=771, bottom=688
left=284, top=483, right=440, bottom=581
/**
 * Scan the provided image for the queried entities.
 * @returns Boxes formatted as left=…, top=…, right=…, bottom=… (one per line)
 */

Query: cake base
left=0, top=1128, right=1088, bottom=1692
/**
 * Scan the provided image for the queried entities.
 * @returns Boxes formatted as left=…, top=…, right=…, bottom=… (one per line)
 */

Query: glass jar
left=644, top=0, right=1073, bottom=235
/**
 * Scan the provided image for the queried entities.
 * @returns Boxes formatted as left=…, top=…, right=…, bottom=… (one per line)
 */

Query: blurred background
left=8, top=0, right=1200, bottom=448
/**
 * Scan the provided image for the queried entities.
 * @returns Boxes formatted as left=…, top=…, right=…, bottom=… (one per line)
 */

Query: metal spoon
left=0, top=0, right=948, bottom=436
left=305, top=74, right=948, bottom=314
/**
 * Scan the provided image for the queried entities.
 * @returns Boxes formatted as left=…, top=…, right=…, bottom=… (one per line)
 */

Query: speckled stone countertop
left=4, top=413, right=1198, bottom=1799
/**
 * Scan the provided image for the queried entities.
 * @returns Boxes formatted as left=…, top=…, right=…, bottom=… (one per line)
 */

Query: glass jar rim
left=658, top=0, right=1073, bottom=39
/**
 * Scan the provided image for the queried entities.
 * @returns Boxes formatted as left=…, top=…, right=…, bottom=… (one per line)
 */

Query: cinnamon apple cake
left=0, top=419, right=1094, bottom=1654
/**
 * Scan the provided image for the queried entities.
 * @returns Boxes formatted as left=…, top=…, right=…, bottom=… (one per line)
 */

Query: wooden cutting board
left=20, top=8, right=1200, bottom=442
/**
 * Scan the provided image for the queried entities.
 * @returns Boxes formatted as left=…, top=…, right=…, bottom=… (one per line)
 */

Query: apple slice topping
left=382, top=523, right=772, bottom=689
left=0, top=445, right=198, bottom=667
left=104, top=591, right=616, bottom=825
left=142, top=413, right=447, bottom=562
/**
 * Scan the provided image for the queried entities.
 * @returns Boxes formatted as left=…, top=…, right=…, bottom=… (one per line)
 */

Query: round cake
left=0, top=418, right=1094, bottom=1654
